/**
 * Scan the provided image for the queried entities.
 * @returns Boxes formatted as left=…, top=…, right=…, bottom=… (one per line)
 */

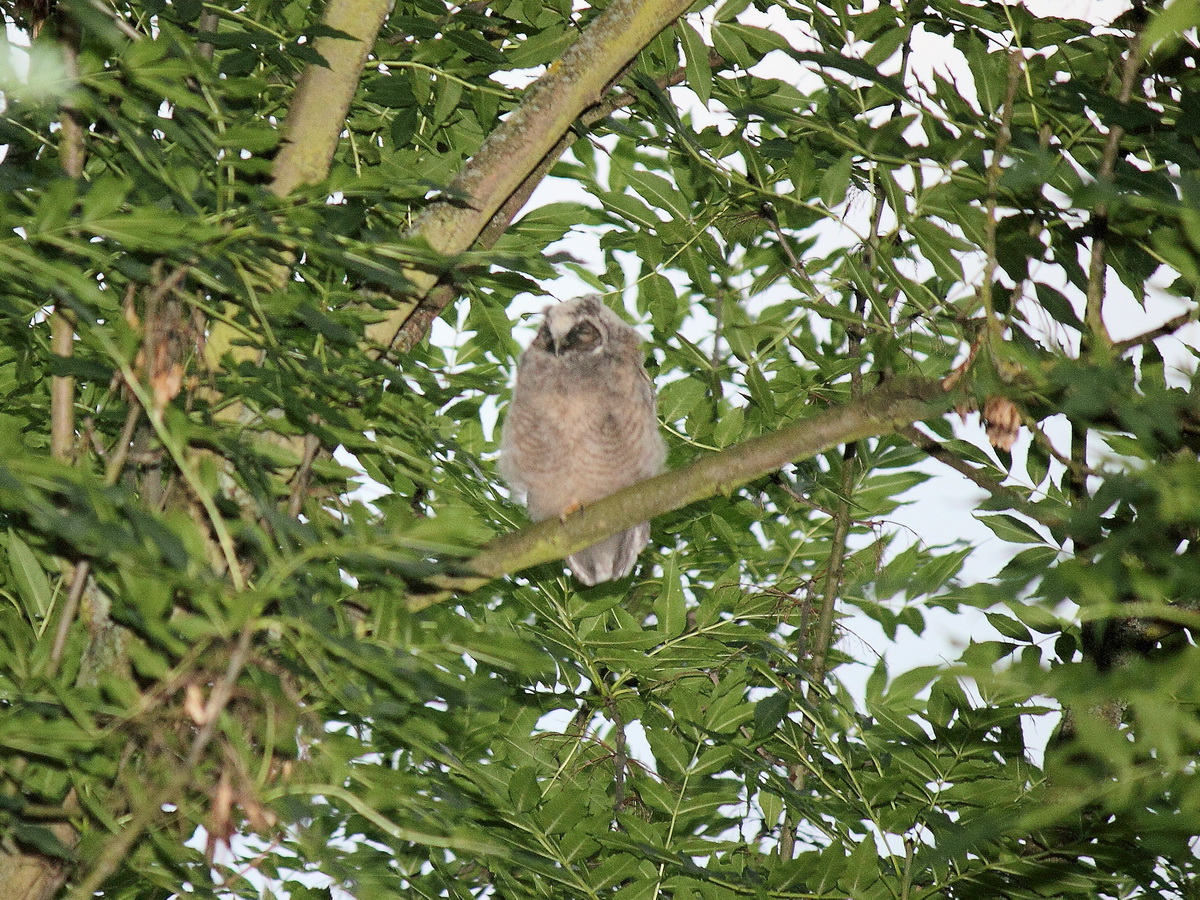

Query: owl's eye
left=559, top=321, right=603, bottom=354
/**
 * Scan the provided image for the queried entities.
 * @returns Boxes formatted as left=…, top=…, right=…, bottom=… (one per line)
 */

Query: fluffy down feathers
left=499, top=296, right=666, bottom=585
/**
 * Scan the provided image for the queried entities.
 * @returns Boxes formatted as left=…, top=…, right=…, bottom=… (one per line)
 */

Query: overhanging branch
left=367, top=0, right=700, bottom=350
left=392, top=51, right=727, bottom=353
left=413, top=377, right=955, bottom=607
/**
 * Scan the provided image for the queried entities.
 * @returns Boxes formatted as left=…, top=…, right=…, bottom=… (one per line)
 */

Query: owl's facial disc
left=532, top=296, right=613, bottom=357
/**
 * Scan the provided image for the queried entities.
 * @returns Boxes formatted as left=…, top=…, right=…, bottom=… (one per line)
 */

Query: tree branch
left=1083, top=30, right=1144, bottom=354
left=899, top=424, right=1064, bottom=529
left=1112, top=309, right=1197, bottom=354
left=366, top=0, right=698, bottom=350
left=269, top=0, right=392, bottom=199
left=391, top=53, right=717, bottom=353
left=413, top=377, right=954, bottom=608
left=50, top=310, right=76, bottom=461
left=979, top=51, right=1023, bottom=334
left=50, top=17, right=85, bottom=463
left=204, top=0, right=392, bottom=372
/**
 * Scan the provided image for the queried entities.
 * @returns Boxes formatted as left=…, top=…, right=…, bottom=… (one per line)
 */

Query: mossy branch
left=205, top=0, right=391, bottom=371
left=366, top=0, right=698, bottom=350
left=413, top=377, right=955, bottom=608
left=269, top=0, right=392, bottom=199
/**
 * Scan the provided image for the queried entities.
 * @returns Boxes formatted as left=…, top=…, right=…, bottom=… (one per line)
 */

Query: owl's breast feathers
left=501, top=349, right=663, bottom=523
left=499, top=296, right=665, bottom=583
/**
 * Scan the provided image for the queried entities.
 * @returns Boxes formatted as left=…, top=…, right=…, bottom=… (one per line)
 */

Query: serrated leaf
left=627, top=169, right=689, bottom=222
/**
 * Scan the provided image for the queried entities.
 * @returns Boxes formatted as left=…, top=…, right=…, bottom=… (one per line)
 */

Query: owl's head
left=532, top=295, right=631, bottom=357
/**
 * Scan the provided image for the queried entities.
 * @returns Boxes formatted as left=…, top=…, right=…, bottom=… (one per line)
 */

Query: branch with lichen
left=367, top=0, right=699, bottom=350
left=204, top=0, right=393, bottom=371
left=412, top=377, right=955, bottom=609
left=269, top=0, right=392, bottom=199
left=393, top=49, right=726, bottom=352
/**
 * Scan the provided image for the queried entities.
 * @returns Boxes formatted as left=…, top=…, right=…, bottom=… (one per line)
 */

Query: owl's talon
left=560, top=500, right=584, bottom=521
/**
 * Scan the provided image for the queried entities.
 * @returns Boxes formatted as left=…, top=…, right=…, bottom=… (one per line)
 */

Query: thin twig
left=980, top=51, right=1024, bottom=331
left=899, top=424, right=1063, bottom=529
left=603, top=694, right=628, bottom=817
left=811, top=435, right=858, bottom=684
left=48, top=560, right=91, bottom=674
left=287, top=433, right=322, bottom=519
left=1022, top=415, right=1088, bottom=476
left=780, top=30, right=918, bottom=859
left=144, top=262, right=192, bottom=309
left=184, top=624, right=254, bottom=768
left=1112, top=310, right=1197, bottom=355
left=104, top=404, right=142, bottom=486
left=763, top=208, right=823, bottom=301
left=1083, top=32, right=1144, bottom=354
left=196, top=10, right=219, bottom=62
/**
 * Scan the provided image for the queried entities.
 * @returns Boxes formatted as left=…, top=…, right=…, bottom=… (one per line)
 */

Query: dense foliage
left=1, top=0, right=1199, bottom=898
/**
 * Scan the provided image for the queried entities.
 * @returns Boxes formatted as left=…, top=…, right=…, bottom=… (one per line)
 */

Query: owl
left=499, top=295, right=666, bottom=585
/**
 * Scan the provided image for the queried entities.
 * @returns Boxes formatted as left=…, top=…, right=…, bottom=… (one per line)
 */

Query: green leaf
left=216, top=123, right=280, bottom=153
left=819, top=152, right=853, bottom=208
left=432, top=77, right=464, bottom=126
left=677, top=21, right=712, bottom=107
left=13, top=823, right=74, bottom=860
left=653, top=552, right=686, bottom=638
left=753, top=691, right=787, bottom=736
left=976, top=514, right=1045, bottom=545
left=627, top=169, right=689, bottom=222
left=910, top=218, right=968, bottom=282
left=710, top=24, right=753, bottom=69
left=85, top=209, right=216, bottom=252
left=985, top=611, right=1031, bottom=643
left=658, top=377, right=708, bottom=423
left=1143, top=0, right=1200, bottom=51
left=6, top=530, right=54, bottom=620
left=598, top=191, right=662, bottom=229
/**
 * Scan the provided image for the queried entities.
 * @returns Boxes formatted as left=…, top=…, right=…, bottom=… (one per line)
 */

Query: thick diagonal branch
left=413, top=377, right=954, bottom=607
left=270, top=0, right=392, bottom=199
left=205, top=0, right=392, bottom=370
left=366, top=0, right=698, bottom=350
